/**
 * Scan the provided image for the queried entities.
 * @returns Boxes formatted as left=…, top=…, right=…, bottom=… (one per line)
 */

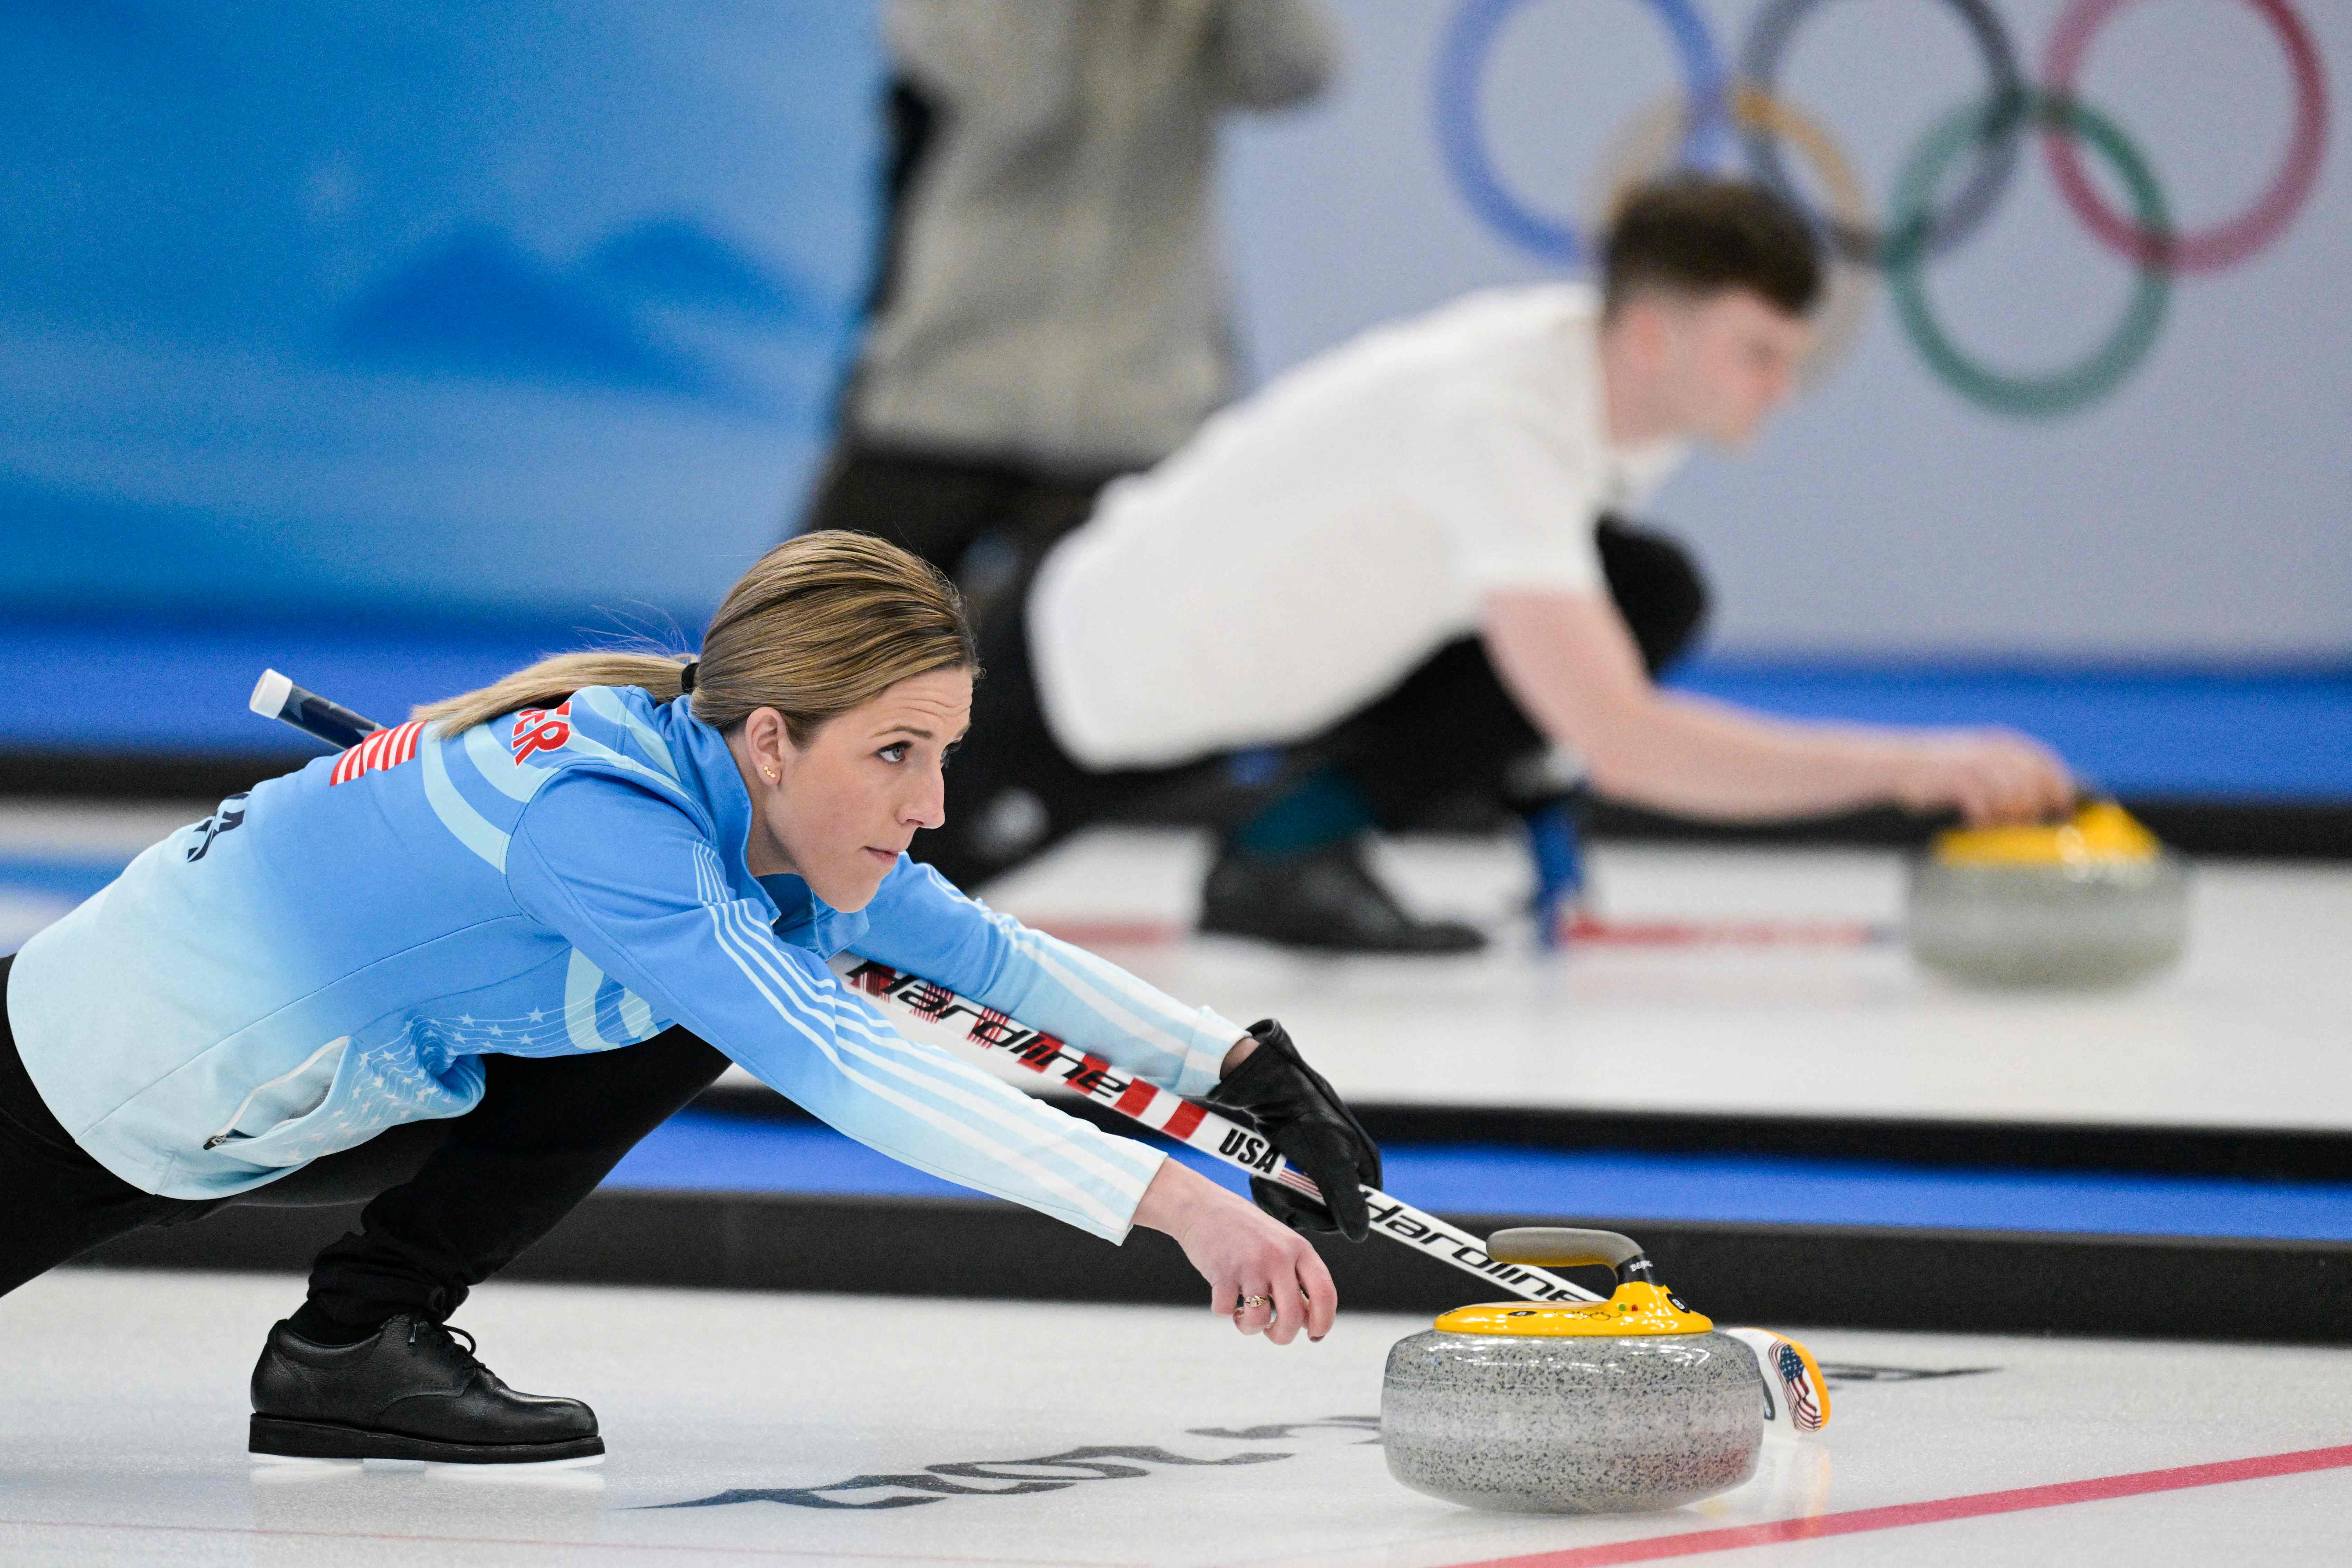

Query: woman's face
left=730, top=666, right=973, bottom=912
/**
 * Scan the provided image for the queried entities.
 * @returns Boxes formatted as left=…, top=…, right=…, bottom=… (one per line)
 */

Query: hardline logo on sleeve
left=185, top=792, right=249, bottom=860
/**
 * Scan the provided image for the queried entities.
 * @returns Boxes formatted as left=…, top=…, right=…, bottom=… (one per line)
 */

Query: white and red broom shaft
left=831, top=956, right=1602, bottom=1305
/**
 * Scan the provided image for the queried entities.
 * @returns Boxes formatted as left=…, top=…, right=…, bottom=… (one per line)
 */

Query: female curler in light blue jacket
left=5, top=685, right=1242, bottom=1239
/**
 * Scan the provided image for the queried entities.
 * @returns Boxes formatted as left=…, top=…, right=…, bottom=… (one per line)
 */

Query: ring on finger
left=1232, top=1294, right=1275, bottom=1318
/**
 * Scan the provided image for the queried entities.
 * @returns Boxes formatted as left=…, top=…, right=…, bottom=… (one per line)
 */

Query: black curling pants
left=1335, top=514, right=1708, bottom=833
left=0, top=952, right=728, bottom=1327
left=914, top=514, right=1708, bottom=892
left=801, top=440, right=1124, bottom=620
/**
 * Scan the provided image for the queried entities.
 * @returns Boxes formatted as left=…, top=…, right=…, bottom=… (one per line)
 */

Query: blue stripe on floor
left=1667, top=660, right=2352, bottom=800
left=0, top=615, right=581, bottom=754
left=2, top=610, right=2346, bottom=800
left=605, top=1110, right=2352, bottom=1243
left=0, top=857, right=130, bottom=902
left=0, top=857, right=128, bottom=955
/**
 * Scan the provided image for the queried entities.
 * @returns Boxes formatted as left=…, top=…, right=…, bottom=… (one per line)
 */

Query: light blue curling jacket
left=5, top=686, right=1240, bottom=1236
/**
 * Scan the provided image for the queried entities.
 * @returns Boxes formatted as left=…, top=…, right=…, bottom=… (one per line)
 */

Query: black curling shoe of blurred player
left=250, top=1314, right=603, bottom=1464
left=1199, top=837, right=1486, bottom=955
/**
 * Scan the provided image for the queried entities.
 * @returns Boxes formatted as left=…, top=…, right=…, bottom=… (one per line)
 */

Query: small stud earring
left=764, top=767, right=777, bottom=782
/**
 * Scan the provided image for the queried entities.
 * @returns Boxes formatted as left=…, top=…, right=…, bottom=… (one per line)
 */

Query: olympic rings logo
left=1434, top=0, right=2330, bottom=416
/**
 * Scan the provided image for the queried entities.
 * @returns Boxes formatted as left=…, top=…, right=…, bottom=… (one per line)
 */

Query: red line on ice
left=1441, top=1442, right=2352, bottom=1567
left=1026, top=916, right=1890, bottom=950
left=1029, top=919, right=1186, bottom=948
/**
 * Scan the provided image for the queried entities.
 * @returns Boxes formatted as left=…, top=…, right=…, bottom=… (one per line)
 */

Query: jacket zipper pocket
left=203, top=1036, right=350, bottom=1150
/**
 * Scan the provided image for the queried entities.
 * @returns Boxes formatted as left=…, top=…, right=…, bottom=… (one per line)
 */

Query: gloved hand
left=1204, top=1019, right=1382, bottom=1241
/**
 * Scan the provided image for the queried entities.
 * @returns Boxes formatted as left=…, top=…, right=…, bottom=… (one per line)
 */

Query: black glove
left=1203, top=1019, right=1382, bottom=1242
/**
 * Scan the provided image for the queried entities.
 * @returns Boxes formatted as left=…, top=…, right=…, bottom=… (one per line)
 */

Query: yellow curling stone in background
left=1906, top=801, right=2192, bottom=988
left=1381, top=1229, right=1827, bottom=1515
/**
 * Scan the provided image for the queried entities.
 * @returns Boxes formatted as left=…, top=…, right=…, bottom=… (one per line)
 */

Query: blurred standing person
left=803, top=0, right=1341, bottom=608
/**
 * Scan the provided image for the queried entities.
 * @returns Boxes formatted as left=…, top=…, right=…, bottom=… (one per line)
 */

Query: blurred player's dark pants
left=801, top=441, right=1124, bottom=619
left=0, top=952, right=727, bottom=1325
left=1593, top=516, right=1711, bottom=679
left=915, top=516, right=1707, bottom=891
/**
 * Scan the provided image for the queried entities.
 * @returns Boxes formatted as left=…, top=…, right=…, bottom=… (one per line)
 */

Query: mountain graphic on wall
left=579, top=216, right=838, bottom=335
left=329, top=224, right=740, bottom=402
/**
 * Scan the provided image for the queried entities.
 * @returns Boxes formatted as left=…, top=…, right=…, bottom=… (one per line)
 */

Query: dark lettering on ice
left=652, top=1442, right=1294, bottom=1511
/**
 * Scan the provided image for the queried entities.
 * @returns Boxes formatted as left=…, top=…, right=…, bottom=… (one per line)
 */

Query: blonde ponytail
left=413, top=532, right=974, bottom=741
left=414, top=651, right=689, bottom=734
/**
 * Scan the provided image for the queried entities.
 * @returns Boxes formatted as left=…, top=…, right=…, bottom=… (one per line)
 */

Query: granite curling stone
left=1906, top=801, right=2191, bottom=989
left=1381, top=1229, right=1782, bottom=1515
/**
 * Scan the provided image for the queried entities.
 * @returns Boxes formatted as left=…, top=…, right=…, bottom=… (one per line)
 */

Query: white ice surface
left=967, top=829, right=2352, bottom=1132
left=3, top=1270, right=2351, bottom=1567
left=8, top=806, right=2349, bottom=1132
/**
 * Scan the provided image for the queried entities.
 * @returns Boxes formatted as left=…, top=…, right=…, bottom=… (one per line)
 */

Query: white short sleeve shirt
left=1028, top=284, right=1687, bottom=769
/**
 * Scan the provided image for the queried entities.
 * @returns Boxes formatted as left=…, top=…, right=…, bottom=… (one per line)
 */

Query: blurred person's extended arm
left=1201, top=0, right=1342, bottom=109
left=1481, top=590, right=2073, bottom=825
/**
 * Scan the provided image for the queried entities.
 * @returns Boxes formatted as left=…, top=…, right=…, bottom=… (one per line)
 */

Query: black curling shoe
left=250, top=1315, right=603, bottom=1464
left=1199, top=838, right=1487, bottom=955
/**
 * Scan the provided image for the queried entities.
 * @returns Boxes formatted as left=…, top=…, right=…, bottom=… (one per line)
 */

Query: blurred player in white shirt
left=916, top=178, right=2071, bottom=951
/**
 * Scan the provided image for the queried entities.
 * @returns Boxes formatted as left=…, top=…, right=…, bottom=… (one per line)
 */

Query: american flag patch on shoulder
left=330, top=719, right=425, bottom=786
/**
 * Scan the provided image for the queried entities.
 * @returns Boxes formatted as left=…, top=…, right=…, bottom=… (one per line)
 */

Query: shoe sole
left=250, top=1415, right=605, bottom=1465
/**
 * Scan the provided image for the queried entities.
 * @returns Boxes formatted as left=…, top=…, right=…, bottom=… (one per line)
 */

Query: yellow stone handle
left=1447, top=1229, right=1709, bottom=1337
left=1488, top=1228, right=1648, bottom=1275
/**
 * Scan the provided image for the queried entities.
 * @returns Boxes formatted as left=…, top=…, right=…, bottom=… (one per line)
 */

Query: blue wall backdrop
left=3, top=1, right=881, bottom=626
left=2, top=1, right=2344, bottom=794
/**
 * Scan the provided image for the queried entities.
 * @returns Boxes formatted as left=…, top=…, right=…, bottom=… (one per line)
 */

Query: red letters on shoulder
left=510, top=701, right=574, bottom=765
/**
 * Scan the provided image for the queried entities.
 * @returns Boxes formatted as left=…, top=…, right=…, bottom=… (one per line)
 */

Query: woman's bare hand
left=1131, top=1159, right=1337, bottom=1344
